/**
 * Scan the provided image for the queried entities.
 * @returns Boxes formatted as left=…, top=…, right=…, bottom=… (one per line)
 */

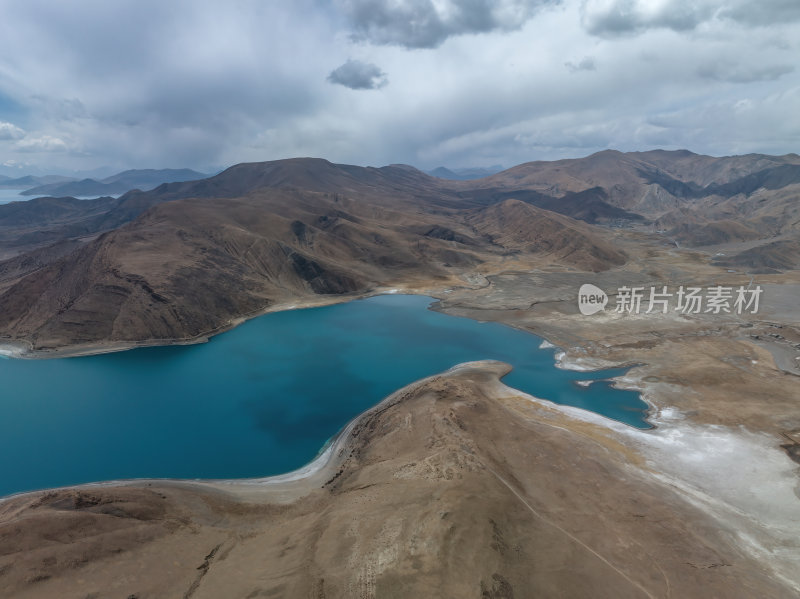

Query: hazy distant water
left=0, top=189, right=122, bottom=204
left=0, top=295, right=648, bottom=497
left=0, top=189, right=29, bottom=204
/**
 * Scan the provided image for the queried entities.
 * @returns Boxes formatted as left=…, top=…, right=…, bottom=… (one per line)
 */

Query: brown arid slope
left=474, top=149, right=800, bottom=211
left=1, top=362, right=796, bottom=599
left=468, top=199, right=626, bottom=271
left=0, top=183, right=626, bottom=352
left=3, top=150, right=800, bottom=354
left=0, top=159, right=460, bottom=259
left=627, top=149, right=800, bottom=186
left=462, top=150, right=800, bottom=260
left=668, top=219, right=763, bottom=246
left=712, top=239, right=800, bottom=273
left=471, top=149, right=665, bottom=209
left=0, top=196, right=118, bottom=257
left=2, top=150, right=799, bottom=252
left=2, top=150, right=799, bottom=292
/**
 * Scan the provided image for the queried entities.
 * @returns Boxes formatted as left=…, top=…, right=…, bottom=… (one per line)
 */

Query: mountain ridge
left=1, top=149, right=798, bottom=351
left=0, top=181, right=625, bottom=349
left=19, top=168, right=208, bottom=197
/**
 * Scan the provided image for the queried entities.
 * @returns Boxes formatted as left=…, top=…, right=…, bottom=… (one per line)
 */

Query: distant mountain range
left=19, top=168, right=207, bottom=197
left=0, top=174, right=74, bottom=189
left=0, top=149, right=798, bottom=350
left=426, top=165, right=504, bottom=180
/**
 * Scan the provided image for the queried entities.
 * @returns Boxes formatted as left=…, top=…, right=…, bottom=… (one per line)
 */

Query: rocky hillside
left=0, top=182, right=623, bottom=349
left=3, top=149, right=800, bottom=350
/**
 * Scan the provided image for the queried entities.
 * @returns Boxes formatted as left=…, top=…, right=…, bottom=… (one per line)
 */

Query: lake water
left=0, top=294, right=648, bottom=497
left=0, top=189, right=29, bottom=204
left=0, top=189, right=121, bottom=204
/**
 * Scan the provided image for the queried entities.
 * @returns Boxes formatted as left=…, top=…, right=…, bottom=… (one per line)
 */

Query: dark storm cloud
left=337, top=0, right=560, bottom=48
left=582, top=0, right=800, bottom=37
left=328, top=59, right=388, bottom=89
left=719, top=0, right=800, bottom=27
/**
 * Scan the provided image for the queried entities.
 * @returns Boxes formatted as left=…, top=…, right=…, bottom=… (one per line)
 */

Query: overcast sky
left=0, top=0, right=798, bottom=174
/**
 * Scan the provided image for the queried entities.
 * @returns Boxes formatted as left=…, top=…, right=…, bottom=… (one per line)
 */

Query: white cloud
left=0, top=121, right=25, bottom=140
left=0, top=0, right=797, bottom=171
left=16, top=135, right=69, bottom=152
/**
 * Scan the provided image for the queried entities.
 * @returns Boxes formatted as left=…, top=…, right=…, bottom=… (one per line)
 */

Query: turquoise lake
left=0, top=294, right=649, bottom=497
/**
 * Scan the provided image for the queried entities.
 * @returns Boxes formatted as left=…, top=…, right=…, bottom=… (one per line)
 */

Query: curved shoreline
left=0, top=355, right=642, bottom=501
left=0, top=293, right=366, bottom=360
left=0, top=356, right=653, bottom=504
left=2, top=359, right=798, bottom=593
left=0, top=296, right=657, bottom=501
left=0, top=275, right=497, bottom=360
left=0, top=361, right=509, bottom=505
left=0, top=284, right=457, bottom=360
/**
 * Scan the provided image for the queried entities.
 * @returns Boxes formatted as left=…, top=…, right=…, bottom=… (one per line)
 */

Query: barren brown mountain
left=0, top=159, right=629, bottom=351
left=1, top=149, right=799, bottom=353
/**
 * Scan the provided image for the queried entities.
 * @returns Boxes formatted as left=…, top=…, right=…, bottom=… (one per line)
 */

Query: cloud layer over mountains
left=0, top=0, right=798, bottom=173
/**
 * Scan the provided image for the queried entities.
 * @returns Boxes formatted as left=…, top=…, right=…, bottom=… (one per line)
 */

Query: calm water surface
left=0, top=189, right=121, bottom=204
left=0, top=295, right=648, bottom=497
left=0, top=188, right=29, bottom=204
